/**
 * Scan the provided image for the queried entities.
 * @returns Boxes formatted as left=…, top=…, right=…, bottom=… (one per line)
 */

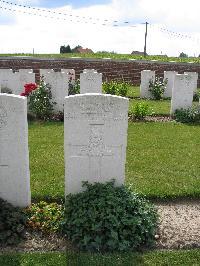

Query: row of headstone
left=0, top=68, right=103, bottom=111
left=140, top=70, right=199, bottom=114
left=0, top=92, right=128, bottom=207
left=0, top=69, right=35, bottom=95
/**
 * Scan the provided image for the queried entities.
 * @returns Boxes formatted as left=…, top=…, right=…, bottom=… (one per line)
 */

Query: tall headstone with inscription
left=184, top=72, right=198, bottom=94
left=140, top=70, right=155, bottom=98
left=170, top=74, right=194, bottom=114
left=0, top=69, right=35, bottom=95
left=163, top=71, right=178, bottom=98
left=40, top=69, right=69, bottom=112
left=64, top=93, right=129, bottom=195
left=0, top=93, right=31, bottom=207
left=80, top=69, right=102, bottom=94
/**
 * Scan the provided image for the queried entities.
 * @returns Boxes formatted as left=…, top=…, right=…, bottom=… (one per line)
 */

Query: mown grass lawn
left=1, top=249, right=200, bottom=266
left=127, top=86, right=199, bottom=115
left=29, top=120, right=200, bottom=200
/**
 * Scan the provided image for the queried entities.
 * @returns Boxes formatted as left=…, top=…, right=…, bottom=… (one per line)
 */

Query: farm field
left=1, top=52, right=200, bottom=64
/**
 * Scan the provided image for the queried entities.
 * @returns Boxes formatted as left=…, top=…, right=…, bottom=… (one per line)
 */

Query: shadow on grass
left=31, top=195, right=65, bottom=204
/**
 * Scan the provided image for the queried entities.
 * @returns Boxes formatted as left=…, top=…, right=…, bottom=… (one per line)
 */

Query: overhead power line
left=0, top=0, right=140, bottom=27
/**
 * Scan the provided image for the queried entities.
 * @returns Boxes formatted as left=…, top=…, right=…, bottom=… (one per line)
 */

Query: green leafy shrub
left=174, top=107, right=200, bottom=123
left=28, top=77, right=56, bottom=120
left=25, top=201, right=65, bottom=233
left=0, top=198, right=27, bottom=246
left=149, top=77, right=167, bottom=100
left=62, top=180, right=158, bottom=252
left=103, top=81, right=129, bottom=97
left=193, top=89, right=200, bottom=102
left=69, top=79, right=80, bottom=95
left=129, top=102, right=153, bottom=120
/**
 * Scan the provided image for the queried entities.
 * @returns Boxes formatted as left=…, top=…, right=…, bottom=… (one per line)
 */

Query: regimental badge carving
left=0, top=106, right=8, bottom=129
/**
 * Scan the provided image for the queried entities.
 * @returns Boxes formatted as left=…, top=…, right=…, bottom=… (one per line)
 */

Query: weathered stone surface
left=184, top=72, right=198, bottom=94
left=40, top=69, right=69, bottom=112
left=0, top=69, right=35, bottom=95
left=0, top=93, right=31, bottom=207
left=64, top=93, right=129, bottom=195
left=163, top=71, right=178, bottom=98
left=80, top=69, right=102, bottom=94
left=170, top=74, right=194, bottom=114
left=62, top=69, right=75, bottom=85
left=140, top=70, right=155, bottom=98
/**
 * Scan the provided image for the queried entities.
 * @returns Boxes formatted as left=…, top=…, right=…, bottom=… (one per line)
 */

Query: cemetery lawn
left=127, top=86, right=199, bottom=115
left=29, top=121, right=200, bottom=200
left=0, top=249, right=200, bottom=265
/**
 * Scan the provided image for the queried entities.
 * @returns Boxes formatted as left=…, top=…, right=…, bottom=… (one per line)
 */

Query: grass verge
left=0, top=250, right=200, bottom=266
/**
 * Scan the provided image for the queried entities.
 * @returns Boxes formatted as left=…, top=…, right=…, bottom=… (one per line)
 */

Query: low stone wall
left=0, top=56, right=200, bottom=86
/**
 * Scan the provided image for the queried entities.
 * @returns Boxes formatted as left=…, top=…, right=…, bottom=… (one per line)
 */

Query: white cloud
left=0, top=0, right=199, bottom=56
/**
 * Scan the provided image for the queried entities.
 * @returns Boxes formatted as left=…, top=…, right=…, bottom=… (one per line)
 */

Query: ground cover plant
left=174, top=106, right=200, bottom=123
left=62, top=180, right=158, bottom=252
left=0, top=199, right=27, bottom=246
left=25, top=201, right=65, bottom=233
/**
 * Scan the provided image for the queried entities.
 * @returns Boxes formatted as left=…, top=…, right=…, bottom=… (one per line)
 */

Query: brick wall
left=0, top=56, right=200, bottom=86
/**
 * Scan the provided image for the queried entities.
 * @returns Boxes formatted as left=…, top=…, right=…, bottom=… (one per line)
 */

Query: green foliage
left=174, top=107, right=200, bottom=123
left=25, top=201, right=65, bottom=233
left=28, top=77, right=56, bottom=120
left=68, top=79, right=80, bottom=95
left=149, top=77, right=167, bottom=100
left=60, top=45, right=72, bottom=53
left=62, top=180, right=158, bottom=252
left=179, top=52, right=188, bottom=58
left=0, top=198, right=27, bottom=246
left=103, top=81, right=129, bottom=97
left=193, top=89, right=200, bottom=101
left=129, top=102, right=153, bottom=120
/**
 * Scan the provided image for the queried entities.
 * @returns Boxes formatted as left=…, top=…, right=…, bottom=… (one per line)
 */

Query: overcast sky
left=0, top=0, right=199, bottom=56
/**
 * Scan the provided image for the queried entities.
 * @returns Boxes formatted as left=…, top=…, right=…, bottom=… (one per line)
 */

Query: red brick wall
left=0, top=57, right=200, bottom=86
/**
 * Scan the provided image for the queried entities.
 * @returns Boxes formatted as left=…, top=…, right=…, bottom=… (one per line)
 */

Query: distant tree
left=60, top=45, right=72, bottom=53
left=179, top=52, right=188, bottom=58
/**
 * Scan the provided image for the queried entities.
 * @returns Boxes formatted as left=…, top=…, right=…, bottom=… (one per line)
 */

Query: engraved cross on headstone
left=70, top=124, right=119, bottom=180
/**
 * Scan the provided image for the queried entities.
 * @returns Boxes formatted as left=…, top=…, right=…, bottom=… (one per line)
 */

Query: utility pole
left=144, top=22, right=148, bottom=57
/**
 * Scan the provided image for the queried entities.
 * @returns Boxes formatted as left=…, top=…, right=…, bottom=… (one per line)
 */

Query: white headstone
left=170, top=74, right=194, bottom=114
left=0, top=93, right=31, bottom=207
left=62, top=69, right=75, bottom=85
left=163, top=71, right=178, bottom=98
left=64, top=93, right=129, bottom=195
left=0, top=69, right=33, bottom=94
left=184, top=72, right=198, bottom=94
left=80, top=69, right=102, bottom=94
left=40, top=69, right=69, bottom=112
left=140, top=70, right=155, bottom=98
left=0, top=69, right=35, bottom=95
